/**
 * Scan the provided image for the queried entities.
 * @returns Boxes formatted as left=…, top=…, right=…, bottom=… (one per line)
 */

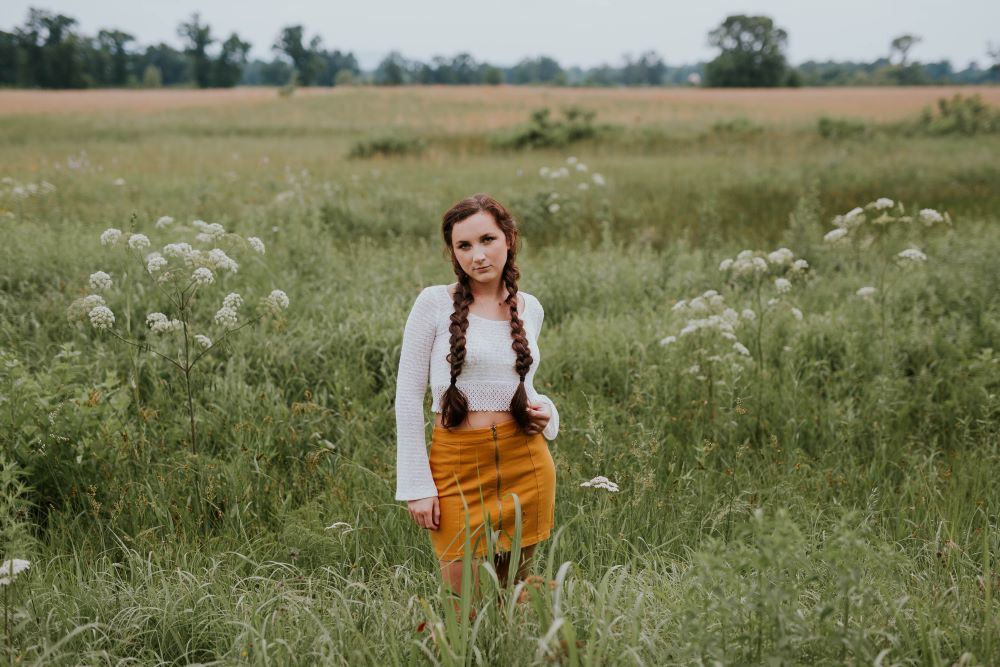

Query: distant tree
left=0, top=31, right=18, bottom=85
left=704, top=14, right=789, bottom=87
left=510, top=56, right=564, bottom=85
left=316, top=50, right=360, bottom=86
left=450, top=53, right=479, bottom=84
left=622, top=50, right=666, bottom=86
left=375, top=51, right=409, bottom=85
left=97, top=29, right=134, bottom=86
left=141, top=43, right=189, bottom=85
left=273, top=26, right=322, bottom=85
left=177, top=13, right=214, bottom=88
left=987, top=42, right=1000, bottom=79
left=482, top=64, right=503, bottom=85
left=142, top=64, right=162, bottom=87
left=213, top=33, right=250, bottom=87
left=890, top=34, right=921, bottom=66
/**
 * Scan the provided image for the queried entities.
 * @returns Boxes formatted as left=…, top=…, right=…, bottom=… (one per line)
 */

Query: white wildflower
left=163, top=242, right=194, bottom=259
left=192, top=267, right=214, bottom=285
left=539, top=167, right=550, bottom=177
left=193, top=220, right=225, bottom=242
left=688, top=297, right=707, bottom=312
left=100, top=228, right=122, bottom=246
left=127, top=233, right=150, bottom=250
left=265, top=289, right=290, bottom=312
left=719, top=258, right=734, bottom=271
left=671, top=299, right=687, bottom=312
left=918, top=208, right=944, bottom=225
left=872, top=198, right=894, bottom=210
left=592, top=173, right=606, bottom=186
left=897, top=247, right=928, bottom=263
left=580, top=475, right=619, bottom=492
left=566, top=156, right=578, bottom=165
left=154, top=215, right=174, bottom=229
left=576, top=163, right=588, bottom=172
left=824, top=227, right=849, bottom=243
left=774, top=277, right=792, bottom=293
left=194, top=334, right=212, bottom=349
left=702, top=289, right=719, bottom=298
left=767, top=248, right=794, bottom=266
left=247, top=237, right=265, bottom=254
left=214, top=306, right=239, bottom=329
left=0, top=559, right=30, bottom=586
left=752, top=257, right=768, bottom=272
left=112, top=178, right=126, bottom=186
left=685, top=363, right=701, bottom=375
left=736, top=250, right=753, bottom=260
left=89, top=271, right=112, bottom=291
left=733, top=342, right=750, bottom=356
left=790, top=307, right=803, bottom=321
left=741, top=309, right=756, bottom=320
left=146, top=312, right=182, bottom=333
left=578, top=182, right=590, bottom=191
left=223, top=292, right=243, bottom=310
left=659, top=335, right=676, bottom=346
left=548, top=203, right=560, bottom=214
left=207, top=248, right=239, bottom=273
left=146, top=252, right=167, bottom=273
left=88, top=306, right=115, bottom=330
left=856, top=286, right=877, bottom=299
left=791, top=259, right=809, bottom=272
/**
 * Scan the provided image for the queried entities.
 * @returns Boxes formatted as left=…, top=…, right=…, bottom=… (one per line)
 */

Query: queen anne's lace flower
left=767, top=248, right=794, bottom=266
left=247, top=237, right=265, bottom=254
left=897, top=247, right=928, bottom=263
left=856, top=286, right=877, bottom=299
left=155, top=215, right=174, bottom=229
left=128, top=233, right=150, bottom=250
left=790, top=307, right=803, bottom=321
left=146, top=312, right=182, bottom=333
left=659, top=335, right=676, bottom=346
left=918, top=208, right=944, bottom=225
left=192, top=220, right=225, bottom=242
left=89, top=306, right=115, bottom=330
left=89, top=271, right=112, bottom=291
left=192, top=267, right=214, bottom=285
left=223, top=292, right=243, bottom=310
left=214, top=306, right=239, bottom=329
left=872, top=198, right=894, bottom=210
left=733, top=342, right=750, bottom=356
left=580, top=475, right=619, bottom=492
left=741, top=309, right=756, bottom=320
left=100, top=228, right=122, bottom=246
left=791, top=259, right=809, bottom=272
left=592, top=173, right=606, bottom=186
left=146, top=252, right=167, bottom=273
left=0, top=559, right=30, bottom=585
left=548, top=203, right=560, bottom=214
left=824, top=227, right=849, bottom=243
left=774, top=277, right=792, bottom=293
left=194, top=334, right=212, bottom=349
left=207, top=248, right=239, bottom=273
left=163, top=242, right=193, bottom=259
left=265, top=289, right=290, bottom=312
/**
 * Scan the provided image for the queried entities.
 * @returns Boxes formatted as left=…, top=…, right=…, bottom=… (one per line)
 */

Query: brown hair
left=439, top=193, right=533, bottom=430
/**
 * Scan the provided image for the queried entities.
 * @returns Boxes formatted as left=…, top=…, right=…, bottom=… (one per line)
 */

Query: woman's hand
left=408, top=496, right=439, bottom=530
left=523, top=401, right=551, bottom=436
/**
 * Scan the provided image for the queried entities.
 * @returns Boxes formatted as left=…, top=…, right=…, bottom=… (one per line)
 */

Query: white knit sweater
left=394, top=284, right=560, bottom=501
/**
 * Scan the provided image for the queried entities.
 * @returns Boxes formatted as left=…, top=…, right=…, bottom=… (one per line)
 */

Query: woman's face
left=450, top=211, right=510, bottom=284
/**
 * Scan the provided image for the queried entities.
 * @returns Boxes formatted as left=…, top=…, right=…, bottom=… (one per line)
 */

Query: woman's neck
left=467, top=278, right=508, bottom=305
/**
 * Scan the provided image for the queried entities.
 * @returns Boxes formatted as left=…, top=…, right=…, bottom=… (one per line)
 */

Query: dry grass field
left=2, top=85, right=998, bottom=129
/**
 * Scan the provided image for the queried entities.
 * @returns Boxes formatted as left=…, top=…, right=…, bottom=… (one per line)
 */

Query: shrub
left=817, top=116, right=867, bottom=140
left=909, top=94, right=1000, bottom=136
left=347, top=134, right=425, bottom=159
left=492, top=106, right=614, bottom=150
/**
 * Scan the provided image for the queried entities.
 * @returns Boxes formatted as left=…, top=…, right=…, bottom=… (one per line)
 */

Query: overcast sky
left=4, top=0, right=998, bottom=70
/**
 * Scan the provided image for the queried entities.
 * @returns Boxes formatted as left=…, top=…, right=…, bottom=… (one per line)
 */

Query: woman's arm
left=394, top=287, right=440, bottom=501
left=530, top=294, right=560, bottom=440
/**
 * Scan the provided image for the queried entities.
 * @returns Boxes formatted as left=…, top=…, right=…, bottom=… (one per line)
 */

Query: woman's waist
left=433, top=410, right=514, bottom=432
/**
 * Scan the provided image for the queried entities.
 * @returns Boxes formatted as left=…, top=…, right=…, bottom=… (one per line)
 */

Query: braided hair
left=440, top=193, right=534, bottom=430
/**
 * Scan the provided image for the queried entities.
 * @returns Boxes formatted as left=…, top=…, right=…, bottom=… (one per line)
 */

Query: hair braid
left=501, top=256, right=534, bottom=430
left=440, top=272, right=473, bottom=428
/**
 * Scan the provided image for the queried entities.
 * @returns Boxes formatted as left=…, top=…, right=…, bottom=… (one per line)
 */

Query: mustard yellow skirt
left=429, top=419, right=556, bottom=561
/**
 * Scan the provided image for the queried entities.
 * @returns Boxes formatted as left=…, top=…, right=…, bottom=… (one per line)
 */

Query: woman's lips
left=475, top=266, right=491, bottom=272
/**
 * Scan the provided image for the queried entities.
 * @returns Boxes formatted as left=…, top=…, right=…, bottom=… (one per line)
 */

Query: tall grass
left=0, top=90, right=998, bottom=664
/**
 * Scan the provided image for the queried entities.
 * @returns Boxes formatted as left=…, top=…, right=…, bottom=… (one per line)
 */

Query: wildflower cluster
left=0, top=177, right=56, bottom=201
left=519, top=156, right=610, bottom=234
left=718, top=247, right=809, bottom=322
left=69, top=214, right=290, bottom=453
left=580, top=475, right=619, bottom=492
left=821, top=198, right=949, bottom=301
left=660, top=289, right=753, bottom=377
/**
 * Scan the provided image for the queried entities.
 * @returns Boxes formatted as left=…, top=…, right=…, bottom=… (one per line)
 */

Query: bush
left=347, top=134, right=425, bottom=159
left=817, top=115, right=868, bottom=140
left=908, top=94, right=1000, bottom=136
left=492, top=106, right=614, bottom=150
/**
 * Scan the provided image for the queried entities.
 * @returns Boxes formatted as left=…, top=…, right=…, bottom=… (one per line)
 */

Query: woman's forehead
left=452, top=212, right=500, bottom=241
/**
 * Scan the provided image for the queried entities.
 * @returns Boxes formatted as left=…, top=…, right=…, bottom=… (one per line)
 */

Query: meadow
left=1, top=85, right=999, bottom=665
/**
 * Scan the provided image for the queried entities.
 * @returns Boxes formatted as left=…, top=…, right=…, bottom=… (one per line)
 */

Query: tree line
left=1, top=8, right=997, bottom=89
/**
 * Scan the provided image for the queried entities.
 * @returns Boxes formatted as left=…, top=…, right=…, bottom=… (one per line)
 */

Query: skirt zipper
left=492, top=423, right=502, bottom=532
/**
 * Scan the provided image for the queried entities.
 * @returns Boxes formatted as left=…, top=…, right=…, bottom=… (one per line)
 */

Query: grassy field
left=1, top=86, right=999, bottom=665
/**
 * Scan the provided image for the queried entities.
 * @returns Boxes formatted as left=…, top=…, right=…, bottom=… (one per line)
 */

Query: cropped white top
left=394, top=284, right=560, bottom=501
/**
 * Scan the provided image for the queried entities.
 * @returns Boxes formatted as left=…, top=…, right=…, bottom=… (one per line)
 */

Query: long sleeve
left=394, top=287, right=440, bottom=501
left=528, top=295, right=560, bottom=441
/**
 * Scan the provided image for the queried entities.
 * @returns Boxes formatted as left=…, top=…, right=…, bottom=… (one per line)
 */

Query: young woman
left=394, top=193, right=560, bottom=595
